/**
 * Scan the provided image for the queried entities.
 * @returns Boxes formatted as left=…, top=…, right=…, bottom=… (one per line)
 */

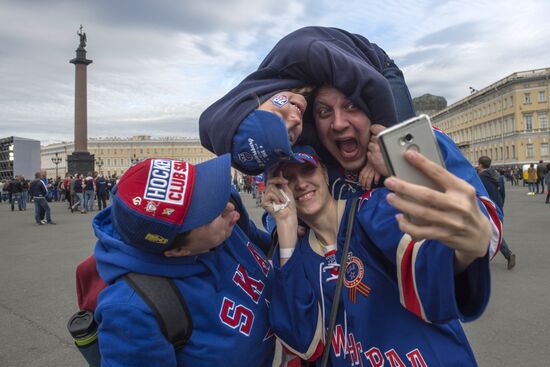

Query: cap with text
left=111, top=155, right=232, bottom=254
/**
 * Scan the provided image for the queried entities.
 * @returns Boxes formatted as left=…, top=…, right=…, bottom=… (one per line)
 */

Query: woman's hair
left=290, top=85, right=316, bottom=97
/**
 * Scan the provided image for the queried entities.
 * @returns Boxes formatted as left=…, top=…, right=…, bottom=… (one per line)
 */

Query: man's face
left=174, top=202, right=240, bottom=256
left=41, top=170, right=47, bottom=179
left=258, top=91, right=307, bottom=145
left=313, top=86, right=372, bottom=172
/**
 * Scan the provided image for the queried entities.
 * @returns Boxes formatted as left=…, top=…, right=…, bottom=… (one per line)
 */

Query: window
left=506, top=146, right=510, bottom=159
left=526, top=144, right=534, bottom=158
left=510, top=96, right=514, bottom=107
left=541, top=143, right=549, bottom=157
left=539, top=91, right=546, bottom=102
left=500, top=147, right=503, bottom=161
left=524, top=93, right=531, bottom=104
left=539, top=112, right=548, bottom=130
left=503, top=98, right=507, bottom=109
left=512, top=145, right=516, bottom=158
left=524, top=114, right=533, bottom=131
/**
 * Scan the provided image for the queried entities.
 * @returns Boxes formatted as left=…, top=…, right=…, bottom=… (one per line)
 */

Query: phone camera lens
left=404, top=134, right=413, bottom=143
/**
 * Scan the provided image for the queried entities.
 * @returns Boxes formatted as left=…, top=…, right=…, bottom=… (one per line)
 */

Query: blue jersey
left=269, top=128, right=503, bottom=366
left=270, top=190, right=496, bottom=367
left=93, top=207, right=275, bottom=367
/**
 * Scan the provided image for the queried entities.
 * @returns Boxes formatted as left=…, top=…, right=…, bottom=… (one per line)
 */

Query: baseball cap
left=232, top=110, right=303, bottom=175
left=269, top=145, right=321, bottom=176
left=110, top=154, right=232, bottom=254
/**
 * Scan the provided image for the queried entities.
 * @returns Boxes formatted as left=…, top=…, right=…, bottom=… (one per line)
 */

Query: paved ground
left=0, top=183, right=548, bottom=366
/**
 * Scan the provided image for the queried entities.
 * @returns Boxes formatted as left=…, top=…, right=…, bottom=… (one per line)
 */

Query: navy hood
left=199, top=26, right=398, bottom=159
left=93, top=207, right=242, bottom=287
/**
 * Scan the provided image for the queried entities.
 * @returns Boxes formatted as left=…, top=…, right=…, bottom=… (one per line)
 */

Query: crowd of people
left=1, top=171, right=118, bottom=223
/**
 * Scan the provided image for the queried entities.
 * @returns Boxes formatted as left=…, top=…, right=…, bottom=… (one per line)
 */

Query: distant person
left=20, top=176, right=29, bottom=210
left=477, top=156, right=516, bottom=269
left=545, top=163, right=550, bottom=204
left=83, top=172, right=96, bottom=213
left=95, top=174, right=108, bottom=210
left=536, top=159, right=547, bottom=194
left=30, top=172, right=55, bottom=225
left=8, top=176, right=23, bottom=211
left=72, top=174, right=84, bottom=213
left=527, top=163, right=537, bottom=195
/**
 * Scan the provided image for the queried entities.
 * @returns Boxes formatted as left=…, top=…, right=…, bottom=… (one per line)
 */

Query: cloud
left=1, top=0, right=550, bottom=144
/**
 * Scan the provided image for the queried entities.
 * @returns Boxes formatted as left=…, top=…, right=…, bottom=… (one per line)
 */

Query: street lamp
left=51, top=152, right=62, bottom=179
left=96, top=157, right=104, bottom=174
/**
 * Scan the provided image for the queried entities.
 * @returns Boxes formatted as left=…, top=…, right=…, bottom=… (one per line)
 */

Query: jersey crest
left=344, top=254, right=371, bottom=303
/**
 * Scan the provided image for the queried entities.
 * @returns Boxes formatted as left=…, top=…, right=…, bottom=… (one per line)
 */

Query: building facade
left=0, top=136, right=41, bottom=180
left=431, top=68, right=550, bottom=167
left=41, top=136, right=215, bottom=179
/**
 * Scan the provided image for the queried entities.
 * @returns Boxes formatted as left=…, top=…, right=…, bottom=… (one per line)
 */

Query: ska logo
left=271, top=94, right=288, bottom=108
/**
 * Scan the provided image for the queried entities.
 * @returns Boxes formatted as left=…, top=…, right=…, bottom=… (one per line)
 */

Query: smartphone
left=377, top=114, right=445, bottom=192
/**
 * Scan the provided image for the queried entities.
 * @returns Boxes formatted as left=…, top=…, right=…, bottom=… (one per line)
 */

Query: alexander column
left=67, top=25, right=94, bottom=175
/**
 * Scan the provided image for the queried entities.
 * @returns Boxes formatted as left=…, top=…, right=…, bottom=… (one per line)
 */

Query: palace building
left=431, top=67, right=550, bottom=166
left=41, top=136, right=215, bottom=179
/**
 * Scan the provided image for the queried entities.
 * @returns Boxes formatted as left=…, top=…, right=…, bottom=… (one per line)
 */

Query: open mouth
left=290, top=101, right=305, bottom=117
left=336, top=138, right=359, bottom=159
left=296, top=190, right=315, bottom=202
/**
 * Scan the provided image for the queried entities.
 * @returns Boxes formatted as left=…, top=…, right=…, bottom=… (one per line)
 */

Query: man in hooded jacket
left=478, top=156, right=516, bottom=270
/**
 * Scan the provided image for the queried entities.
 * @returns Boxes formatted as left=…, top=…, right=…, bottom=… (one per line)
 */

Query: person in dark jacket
left=478, top=156, right=515, bottom=269
left=30, top=172, right=55, bottom=225
left=536, top=159, right=547, bottom=194
left=95, top=174, right=108, bottom=210
left=8, top=176, right=23, bottom=211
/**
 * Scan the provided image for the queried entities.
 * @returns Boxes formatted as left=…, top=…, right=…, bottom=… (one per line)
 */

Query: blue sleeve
left=357, top=188, right=491, bottom=324
left=269, top=244, right=323, bottom=359
left=435, top=130, right=504, bottom=258
left=245, top=219, right=272, bottom=254
left=95, top=286, right=176, bottom=367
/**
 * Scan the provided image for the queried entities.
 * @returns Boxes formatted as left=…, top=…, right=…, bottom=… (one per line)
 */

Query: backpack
left=67, top=256, right=192, bottom=367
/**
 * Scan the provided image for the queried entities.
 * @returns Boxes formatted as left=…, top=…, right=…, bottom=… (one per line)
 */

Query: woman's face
left=279, top=162, right=331, bottom=219
left=258, top=91, right=307, bottom=145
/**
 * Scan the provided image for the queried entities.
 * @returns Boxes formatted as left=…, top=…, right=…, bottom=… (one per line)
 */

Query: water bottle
left=67, top=310, right=101, bottom=367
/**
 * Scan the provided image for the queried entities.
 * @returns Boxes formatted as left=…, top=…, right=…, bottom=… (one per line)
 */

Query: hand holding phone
left=377, top=114, right=445, bottom=192
left=377, top=115, right=445, bottom=224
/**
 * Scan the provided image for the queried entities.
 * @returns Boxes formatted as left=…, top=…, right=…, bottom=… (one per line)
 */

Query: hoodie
left=93, top=208, right=274, bottom=367
left=199, top=26, right=399, bottom=160
left=478, top=167, right=504, bottom=210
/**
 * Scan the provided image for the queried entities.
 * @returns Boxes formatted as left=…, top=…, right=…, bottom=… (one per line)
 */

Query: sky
left=1, top=0, right=550, bottom=146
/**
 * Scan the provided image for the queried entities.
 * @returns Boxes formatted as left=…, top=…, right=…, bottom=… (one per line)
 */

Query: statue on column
left=77, top=24, right=87, bottom=50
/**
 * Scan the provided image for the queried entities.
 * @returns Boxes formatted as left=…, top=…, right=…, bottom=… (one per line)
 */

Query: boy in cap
left=93, top=155, right=275, bottom=366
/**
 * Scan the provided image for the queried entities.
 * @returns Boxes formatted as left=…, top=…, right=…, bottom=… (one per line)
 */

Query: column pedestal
left=67, top=151, right=95, bottom=175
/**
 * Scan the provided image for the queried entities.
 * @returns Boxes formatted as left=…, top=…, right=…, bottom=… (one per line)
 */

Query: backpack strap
left=123, top=272, right=192, bottom=350
left=320, top=197, right=359, bottom=367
